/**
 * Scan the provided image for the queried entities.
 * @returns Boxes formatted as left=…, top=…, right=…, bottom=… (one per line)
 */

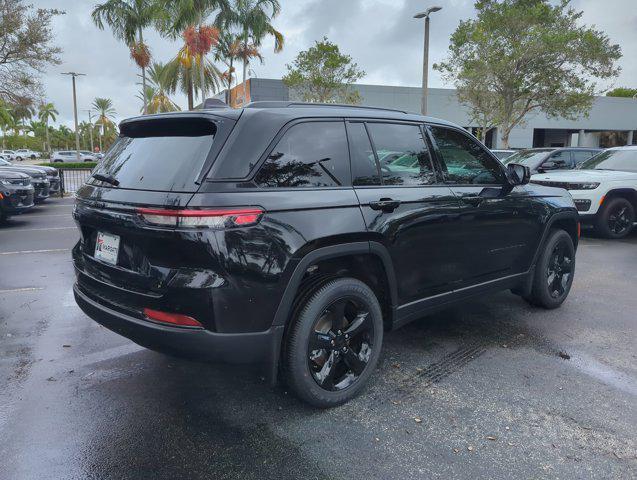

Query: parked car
left=0, top=170, right=34, bottom=223
left=504, top=147, right=602, bottom=174
left=72, top=103, right=579, bottom=407
left=531, top=146, right=637, bottom=239
left=14, top=149, right=41, bottom=160
left=51, top=151, right=96, bottom=162
left=491, top=149, right=516, bottom=161
left=0, top=162, right=49, bottom=203
left=0, top=150, right=17, bottom=161
left=0, top=158, right=60, bottom=196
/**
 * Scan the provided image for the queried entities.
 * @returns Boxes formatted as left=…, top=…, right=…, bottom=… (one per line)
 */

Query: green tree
left=92, top=98, right=117, bottom=151
left=157, top=0, right=229, bottom=101
left=0, top=101, right=12, bottom=149
left=225, top=0, right=284, bottom=85
left=38, top=102, right=58, bottom=155
left=435, top=0, right=622, bottom=148
left=137, top=62, right=182, bottom=113
left=165, top=49, right=222, bottom=110
left=283, top=37, right=365, bottom=104
left=0, top=0, right=64, bottom=105
left=606, top=87, right=637, bottom=98
left=92, top=0, right=160, bottom=115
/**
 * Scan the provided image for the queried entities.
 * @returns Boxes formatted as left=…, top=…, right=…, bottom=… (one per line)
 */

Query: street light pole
left=61, top=72, right=86, bottom=161
left=414, top=6, right=442, bottom=116
left=83, top=109, right=95, bottom=153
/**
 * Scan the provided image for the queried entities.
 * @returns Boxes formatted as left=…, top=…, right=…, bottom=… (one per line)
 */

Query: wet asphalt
left=0, top=196, right=636, bottom=479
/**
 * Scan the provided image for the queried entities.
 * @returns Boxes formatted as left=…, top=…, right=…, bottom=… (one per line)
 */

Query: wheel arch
left=602, top=188, right=637, bottom=211
left=272, top=241, right=397, bottom=329
left=531, top=211, right=579, bottom=267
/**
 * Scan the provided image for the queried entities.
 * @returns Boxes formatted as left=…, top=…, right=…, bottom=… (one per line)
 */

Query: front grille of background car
left=530, top=180, right=571, bottom=189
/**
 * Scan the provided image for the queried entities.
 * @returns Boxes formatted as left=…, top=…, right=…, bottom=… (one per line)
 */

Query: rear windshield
left=90, top=117, right=217, bottom=192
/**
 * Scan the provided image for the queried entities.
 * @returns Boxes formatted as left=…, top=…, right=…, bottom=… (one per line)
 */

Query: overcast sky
left=33, top=0, right=637, bottom=127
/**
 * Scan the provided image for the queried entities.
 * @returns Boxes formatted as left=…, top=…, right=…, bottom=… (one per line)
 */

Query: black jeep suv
left=72, top=102, right=579, bottom=407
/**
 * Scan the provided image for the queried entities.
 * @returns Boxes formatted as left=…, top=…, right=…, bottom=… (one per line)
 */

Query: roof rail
left=244, top=101, right=408, bottom=114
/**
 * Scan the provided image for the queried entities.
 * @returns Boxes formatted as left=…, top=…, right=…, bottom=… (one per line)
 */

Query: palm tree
left=92, top=0, right=159, bottom=114
left=92, top=98, right=117, bottom=151
left=214, top=31, right=242, bottom=89
left=38, top=102, right=58, bottom=156
left=145, top=62, right=181, bottom=113
left=165, top=47, right=222, bottom=110
left=225, top=0, right=283, bottom=86
left=158, top=0, right=229, bottom=102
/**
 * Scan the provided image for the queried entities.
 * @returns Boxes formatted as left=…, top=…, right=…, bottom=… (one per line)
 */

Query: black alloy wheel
left=284, top=277, right=383, bottom=408
left=546, top=242, right=574, bottom=299
left=525, top=228, right=575, bottom=309
left=308, top=297, right=375, bottom=391
left=596, top=197, right=635, bottom=239
left=607, top=204, right=632, bottom=236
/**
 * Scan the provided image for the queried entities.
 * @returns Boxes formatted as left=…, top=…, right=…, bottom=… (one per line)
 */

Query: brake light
left=137, top=207, right=264, bottom=229
left=577, top=222, right=581, bottom=238
left=143, top=308, right=203, bottom=328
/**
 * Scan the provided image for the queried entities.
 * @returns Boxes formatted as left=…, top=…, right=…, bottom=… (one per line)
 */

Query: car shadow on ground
left=63, top=292, right=571, bottom=479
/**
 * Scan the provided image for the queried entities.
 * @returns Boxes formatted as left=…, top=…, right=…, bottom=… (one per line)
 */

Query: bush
left=38, top=162, right=97, bottom=169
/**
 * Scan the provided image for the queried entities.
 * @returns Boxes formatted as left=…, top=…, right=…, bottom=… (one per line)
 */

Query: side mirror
left=507, top=163, right=530, bottom=186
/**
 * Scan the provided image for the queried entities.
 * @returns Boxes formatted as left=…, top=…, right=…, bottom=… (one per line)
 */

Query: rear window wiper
left=92, top=173, right=120, bottom=187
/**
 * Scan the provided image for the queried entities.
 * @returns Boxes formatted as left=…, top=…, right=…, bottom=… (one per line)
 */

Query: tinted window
left=255, top=122, right=349, bottom=188
left=430, top=126, right=506, bottom=184
left=348, top=123, right=380, bottom=186
left=578, top=149, right=637, bottom=172
left=548, top=150, right=573, bottom=169
left=572, top=150, right=594, bottom=164
left=91, top=118, right=216, bottom=192
left=366, top=123, right=435, bottom=186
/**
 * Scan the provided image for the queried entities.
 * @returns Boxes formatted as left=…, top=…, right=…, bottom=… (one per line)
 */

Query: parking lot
left=0, top=197, right=635, bottom=479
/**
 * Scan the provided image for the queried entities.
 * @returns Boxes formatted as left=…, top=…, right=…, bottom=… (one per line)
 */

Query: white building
left=218, top=78, right=637, bottom=149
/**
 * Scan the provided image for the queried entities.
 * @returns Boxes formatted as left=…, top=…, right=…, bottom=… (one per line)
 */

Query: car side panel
left=187, top=186, right=369, bottom=333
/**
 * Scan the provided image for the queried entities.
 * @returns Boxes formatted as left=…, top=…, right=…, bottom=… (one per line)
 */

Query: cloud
left=29, top=0, right=637, bottom=128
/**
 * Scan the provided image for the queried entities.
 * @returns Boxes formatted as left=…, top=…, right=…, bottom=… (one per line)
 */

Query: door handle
left=369, top=198, right=401, bottom=212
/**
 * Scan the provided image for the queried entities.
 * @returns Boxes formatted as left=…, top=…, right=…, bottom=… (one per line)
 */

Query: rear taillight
left=137, top=207, right=264, bottom=229
left=143, top=308, right=203, bottom=328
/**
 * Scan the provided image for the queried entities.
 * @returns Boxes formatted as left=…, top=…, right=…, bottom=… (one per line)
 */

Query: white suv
left=14, top=149, right=40, bottom=160
left=530, top=146, right=637, bottom=239
left=51, top=151, right=96, bottom=162
left=0, top=150, right=17, bottom=160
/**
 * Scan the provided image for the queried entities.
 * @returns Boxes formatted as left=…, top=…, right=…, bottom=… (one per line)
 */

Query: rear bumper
left=73, top=283, right=284, bottom=366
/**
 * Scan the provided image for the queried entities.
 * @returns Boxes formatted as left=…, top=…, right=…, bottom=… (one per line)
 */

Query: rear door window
left=255, top=121, right=350, bottom=188
left=90, top=117, right=218, bottom=192
left=348, top=122, right=381, bottom=186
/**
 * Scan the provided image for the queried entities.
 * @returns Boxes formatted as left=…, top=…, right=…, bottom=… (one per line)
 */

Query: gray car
left=0, top=158, right=61, bottom=196
left=0, top=170, right=34, bottom=223
left=0, top=160, right=50, bottom=203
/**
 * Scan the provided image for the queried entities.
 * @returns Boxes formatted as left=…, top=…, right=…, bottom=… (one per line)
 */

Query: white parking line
left=0, top=287, right=44, bottom=294
left=21, top=213, right=73, bottom=218
left=0, top=227, right=76, bottom=233
left=0, top=248, right=70, bottom=255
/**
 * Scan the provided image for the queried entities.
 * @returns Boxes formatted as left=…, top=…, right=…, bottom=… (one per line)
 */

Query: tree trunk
left=139, top=28, right=148, bottom=115
left=45, top=119, right=50, bottom=156
left=199, top=18, right=206, bottom=103
left=187, top=76, right=194, bottom=110
left=242, top=28, right=248, bottom=87
left=501, top=127, right=511, bottom=149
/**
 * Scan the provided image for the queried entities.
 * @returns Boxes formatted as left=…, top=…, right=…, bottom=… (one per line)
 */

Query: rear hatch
left=73, top=113, right=238, bottom=324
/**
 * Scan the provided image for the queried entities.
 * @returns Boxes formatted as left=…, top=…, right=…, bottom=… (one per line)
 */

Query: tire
left=525, top=229, right=575, bottom=309
left=284, top=277, right=383, bottom=408
left=594, top=197, right=635, bottom=239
